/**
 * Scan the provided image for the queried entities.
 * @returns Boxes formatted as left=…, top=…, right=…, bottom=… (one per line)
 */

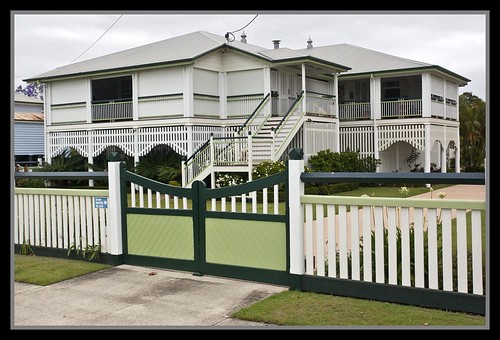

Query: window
left=92, top=76, right=132, bottom=103
left=382, top=79, right=400, bottom=100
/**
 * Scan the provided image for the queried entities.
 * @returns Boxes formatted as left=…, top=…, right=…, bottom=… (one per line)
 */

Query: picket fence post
left=288, top=148, right=305, bottom=289
left=107, top=161, right=123, bottom=256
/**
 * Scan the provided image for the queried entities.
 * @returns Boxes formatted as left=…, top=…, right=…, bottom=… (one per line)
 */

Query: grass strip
left=232, top=290, right=485, bottom=327
left=14, top=254, right=111, bottom=286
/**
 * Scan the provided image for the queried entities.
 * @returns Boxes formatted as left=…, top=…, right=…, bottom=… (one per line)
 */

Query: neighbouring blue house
left=14, top=92, right=45, bottom=167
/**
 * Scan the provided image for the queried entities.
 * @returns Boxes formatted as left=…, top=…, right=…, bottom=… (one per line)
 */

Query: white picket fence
left=300, top=195, right=485, bottom=295
left=13, top=188, right=110, bottom=253
left=287, top=160, right=486, bottom=300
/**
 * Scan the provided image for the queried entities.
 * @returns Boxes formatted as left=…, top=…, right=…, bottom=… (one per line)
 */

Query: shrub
left=252, top=160, right=286, bottom=179
left=305, top=150, right=380, bottom=195
left=308, top=149, right=381, bottom=173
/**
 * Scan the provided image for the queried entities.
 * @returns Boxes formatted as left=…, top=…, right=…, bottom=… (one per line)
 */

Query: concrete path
left=407, top=184, right=486, bottom=200
left=13, top=264, right=287, bottom=328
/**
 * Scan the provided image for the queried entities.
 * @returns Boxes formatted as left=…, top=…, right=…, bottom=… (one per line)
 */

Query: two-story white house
left=24, top=30, right=468, bottom=187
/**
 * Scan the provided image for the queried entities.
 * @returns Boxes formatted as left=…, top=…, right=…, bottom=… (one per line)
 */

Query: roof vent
left=241, top=31, right=247, bottom=43
left=307, top=36, right=313, bottom=49
left=272, top=39, right=280, bottom=49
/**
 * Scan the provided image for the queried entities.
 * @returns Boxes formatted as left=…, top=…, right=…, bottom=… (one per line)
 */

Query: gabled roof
left=24, top=31, right=468, bottom=85
left=297, top=43, right=470, bottom=84
left=24, top=31, right=349, bottom=82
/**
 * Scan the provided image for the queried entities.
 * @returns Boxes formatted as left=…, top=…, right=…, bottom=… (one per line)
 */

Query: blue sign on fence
left=94, top=197, right=108, bottom=209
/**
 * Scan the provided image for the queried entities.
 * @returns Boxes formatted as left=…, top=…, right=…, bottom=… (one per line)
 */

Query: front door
left=278, top=72, right=298, bottom=116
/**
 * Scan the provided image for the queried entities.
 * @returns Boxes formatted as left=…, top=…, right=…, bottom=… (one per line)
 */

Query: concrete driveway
left=13, top=264, right=287, bottom=328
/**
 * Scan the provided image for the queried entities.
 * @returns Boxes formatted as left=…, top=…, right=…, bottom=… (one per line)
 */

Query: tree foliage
left=36, top=148, right=89, bottom=187
left=15, top=82, right=44, bottom=100
left=459, top=92, right=486, bottom=172
left=135, top=145, right=182, bottom=184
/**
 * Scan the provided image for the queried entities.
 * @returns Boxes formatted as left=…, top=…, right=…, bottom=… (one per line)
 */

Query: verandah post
left=107, top=161, right=123, bottom=260
left=288, top=148, right=305, bottom=290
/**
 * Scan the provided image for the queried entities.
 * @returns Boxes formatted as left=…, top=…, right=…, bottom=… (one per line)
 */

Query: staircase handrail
left=273, top=90, right=304, bottom=135
left=237, top=93, right=271, bottom=135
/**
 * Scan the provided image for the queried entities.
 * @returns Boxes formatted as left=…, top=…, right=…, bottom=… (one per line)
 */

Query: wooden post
left=107, top=161, right=123, bottom=256
left=288, top=148, right=305, bottom=288
left=181, top=159, right=186, bottom=187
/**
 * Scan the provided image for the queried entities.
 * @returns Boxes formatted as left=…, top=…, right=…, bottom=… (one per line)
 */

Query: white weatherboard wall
left=193, top=68, right=219, bottom=96
left=137, top=68, right=184, bottom=118
left=138, top=68, right=184, bottom=97
left=49, top=79, right=88, bottom=124
left=226, top=69, right=264, bottom=96
left=50, top=78, right=87, bottom=105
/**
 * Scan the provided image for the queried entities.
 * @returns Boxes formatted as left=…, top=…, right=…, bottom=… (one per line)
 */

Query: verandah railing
left=338, top=99, right=423, bottom=121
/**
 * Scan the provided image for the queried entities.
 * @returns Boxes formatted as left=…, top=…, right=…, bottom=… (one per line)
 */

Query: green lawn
left=232, top=290, right=485, bottom=327
left=332, top=184, right=451, bottom=198
left=14, top=254, right=111, bottom=286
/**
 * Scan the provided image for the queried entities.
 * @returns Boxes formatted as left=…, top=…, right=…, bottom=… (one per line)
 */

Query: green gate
left=120, top=166, right=289, bottom=285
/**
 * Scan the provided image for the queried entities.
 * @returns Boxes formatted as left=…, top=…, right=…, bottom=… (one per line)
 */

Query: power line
left=68, top=14, right=124, bottom=65
left=225, top=14, right=259, bottom=43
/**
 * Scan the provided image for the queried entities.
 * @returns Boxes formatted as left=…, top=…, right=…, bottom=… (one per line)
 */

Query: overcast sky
left=12, top=11, right=488, bottom=100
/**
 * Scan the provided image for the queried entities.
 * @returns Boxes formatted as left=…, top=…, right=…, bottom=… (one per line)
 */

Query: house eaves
left=339, top=66, right=470, bottom=86
left=24, top=31, right=351, bottom=84
left=260, top=47, right=350, bottom=72
left=23, top=31, right=276, bottom=83
left=298, top=43, right=469, bottom=85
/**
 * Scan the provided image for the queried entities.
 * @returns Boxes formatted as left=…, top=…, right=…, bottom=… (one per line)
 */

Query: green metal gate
left=120, top=166, right=289, bottom=285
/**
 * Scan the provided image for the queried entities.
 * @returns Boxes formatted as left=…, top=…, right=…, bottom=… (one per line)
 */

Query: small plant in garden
left=19, top=239, right=35, bottom=256
left=67, top=241, right=101, bottom=261
left=406, top=148, right=422, bottom=172
left=399, top=186, right=410, bottom=196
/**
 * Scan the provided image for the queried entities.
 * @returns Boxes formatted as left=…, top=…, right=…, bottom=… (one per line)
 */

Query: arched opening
left=378, top=141, right=421, bottom=172
left=93, top=145, right=135, bottom=171
left=135, top=144, right=183, bottom=185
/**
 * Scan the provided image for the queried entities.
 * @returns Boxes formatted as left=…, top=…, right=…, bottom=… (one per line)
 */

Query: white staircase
left=182, top=92, right=306, bottom=187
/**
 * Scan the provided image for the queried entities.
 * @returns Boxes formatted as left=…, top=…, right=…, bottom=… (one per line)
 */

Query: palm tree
left=459, top=93, right=486, bottom=172
left=36, top=148, right=89, bottom=187
left=135, top=145, right=183, bottom=184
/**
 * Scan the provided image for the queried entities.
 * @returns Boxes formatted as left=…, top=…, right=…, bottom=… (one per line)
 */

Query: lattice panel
left=378, top=124, right=425, bottom=151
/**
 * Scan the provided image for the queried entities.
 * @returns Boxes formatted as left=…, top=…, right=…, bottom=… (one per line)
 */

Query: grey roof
left=14, top=93, right=43, bottom=104
left=258, top=47, right=309, bottom=59
left=24, top=31, right=468, bottom=84
left=297, top=43, right=431, bottom=74
left=25, top=31, right=349, bottom=82
left=297, top=43, right=469, bottom=83
left=26, top=31, right=269, bottom=81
